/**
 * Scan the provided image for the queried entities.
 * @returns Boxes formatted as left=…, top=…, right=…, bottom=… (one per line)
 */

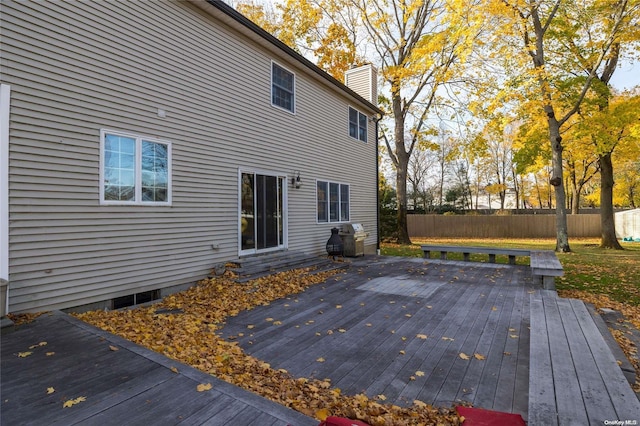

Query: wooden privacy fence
left=408, top=214, right=601, bottom=238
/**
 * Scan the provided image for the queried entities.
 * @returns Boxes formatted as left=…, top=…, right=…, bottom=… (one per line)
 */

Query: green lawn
left=380, top=238, right=640, bottom=306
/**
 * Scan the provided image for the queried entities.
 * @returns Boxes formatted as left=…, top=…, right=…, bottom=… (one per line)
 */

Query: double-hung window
left=101, top=130, right=171, bottom=205
left=272, top=62, right=295, bottom=113
left=348, top=107, right=367, bottom=142
left=317, top=180, right=349, bottom=223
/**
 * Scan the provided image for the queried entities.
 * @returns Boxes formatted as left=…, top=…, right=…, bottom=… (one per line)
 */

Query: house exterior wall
left=0, top=0, right=379, bottom=313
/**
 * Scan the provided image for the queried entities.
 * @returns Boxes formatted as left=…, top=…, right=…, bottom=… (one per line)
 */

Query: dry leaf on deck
left=459, top=353, right=470, bottom=360
left=63, top=396, right=86, bottom=408
left=196, top=383, right=212, bottom=392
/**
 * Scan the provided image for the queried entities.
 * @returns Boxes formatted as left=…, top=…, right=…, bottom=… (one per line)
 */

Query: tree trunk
left=393, top=94, right=411, bottom=245
left=547, top=116, right=571, bottom=252
left=599, top=153, right=623, bottom=249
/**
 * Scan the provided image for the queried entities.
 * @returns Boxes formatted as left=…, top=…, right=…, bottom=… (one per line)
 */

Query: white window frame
left=271, top=61, right=296, bottom=114
left=348, top=106, right=367, bottom=142
left=316, top=180, right=350, bottom=223
left=100, top=129, right=172, bottom=205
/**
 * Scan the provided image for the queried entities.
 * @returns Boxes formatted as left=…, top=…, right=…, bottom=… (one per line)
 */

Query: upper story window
left=272, top=62, right=295, bottom=113
left=317, top=180, right=349, bottom=223
left=100, top=130, right=171, bottom=205
left=349, top=107, right=367, bottom=142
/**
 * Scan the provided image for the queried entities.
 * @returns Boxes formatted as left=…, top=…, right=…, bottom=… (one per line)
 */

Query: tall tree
left=577, top=91, right=640, bottom=246
left=342, top=0, right=478, bottom=244
left=484, top=0, right=634, bottom=251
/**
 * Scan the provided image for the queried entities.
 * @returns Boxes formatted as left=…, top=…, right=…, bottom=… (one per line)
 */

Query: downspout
left=374, top=114, right=382, bottom=255
left=0, top=84, right=10, bottom=316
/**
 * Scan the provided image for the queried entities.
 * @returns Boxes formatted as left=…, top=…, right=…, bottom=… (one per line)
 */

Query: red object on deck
left=456, top=407, right=526, bottom=425
left=318, top=416, right=371, bottom=426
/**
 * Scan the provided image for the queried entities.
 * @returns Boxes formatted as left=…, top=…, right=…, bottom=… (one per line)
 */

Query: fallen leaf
left=399, top=350, right=406, bottom=355
left=109, top=345, right=119, bottom=351
left=17, top=352, right=32, bottom=358
left=474, top=353, right=486, bottom=360
left=503, top=351, right=512, bottom=356
left=46, top=387, right=55, bottom=394
left=459, top=353, right=470, bottom=360
left=63, top=396, right=86, bottom=408
left=338, top=328, right=346, bottom=333
left=366, top=323, right=372, bottom=327
left=247, top=325, right=255, bottom=329
left=196, top=383, right=212, bottom=392
left=509, top=328, right=516, bottom=332
left=491, top=306, right=498, bottom=311
left=409, top=376, right=416, bottom=381
left=29, top=342, right=47, bottom=349
left=510, top=334, right=519, bottom=339
left=405, top=314, right=412, bottom=318
left=442, top=337, right=454, bottom=341
left=416, top=334, right=427, bottom=340
left=335, top=305, right=342, bottom=309
left=265, top=317, right=274, bottom=322
left=316, top=357, right=325, bottom=363
left=170, top=367, right=179, bottom=374
left=46, top=352, right=55, bottom=356
left=316, top=408, right=330, bottom=421
left=272, top=321, right=282, bottom=325
left=415, top=371, right=425, bottom=377
left=377, top=394, right=387, bottom=401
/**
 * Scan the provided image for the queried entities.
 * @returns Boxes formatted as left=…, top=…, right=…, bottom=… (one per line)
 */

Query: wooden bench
left=529, top=250, right=563, bottom=290
left=420, top=245, right=563, bottom=290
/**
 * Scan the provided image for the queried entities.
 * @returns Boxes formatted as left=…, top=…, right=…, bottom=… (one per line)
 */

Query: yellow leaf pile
left=75, top=267, right=462, bottom=425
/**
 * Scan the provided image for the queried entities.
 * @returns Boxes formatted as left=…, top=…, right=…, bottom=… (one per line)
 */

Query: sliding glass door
left=240, top=171, right=286, bottom=254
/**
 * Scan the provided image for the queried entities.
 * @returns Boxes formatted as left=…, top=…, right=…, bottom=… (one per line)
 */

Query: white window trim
left=316, top=179, right=351, bottom=224
left=348, top=106, right=368, bottom=143
left=271, top=61, right=296, bottom=114
left=99, top=129, right=172, bottom=206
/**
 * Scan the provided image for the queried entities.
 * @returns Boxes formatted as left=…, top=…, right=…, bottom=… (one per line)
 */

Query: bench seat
left=421, top=245, right=530, bottom=264
left=420, top=245, right=563, bottom=289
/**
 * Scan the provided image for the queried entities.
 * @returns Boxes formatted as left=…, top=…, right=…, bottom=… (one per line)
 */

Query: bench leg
left=423, top=251, right=430, bottom=259
left=463, top=253, right=470, bottom=261
left=542, top=276, right=556, bottom=291
left=508, top=255, right=516, bottom=265
left=489, top=254, right=496, bottom=263
left=440, top=251, right=447, bottom=260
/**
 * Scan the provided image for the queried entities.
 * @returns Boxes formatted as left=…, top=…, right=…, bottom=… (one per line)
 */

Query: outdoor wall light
left=291, top=171, right=302, bottom=189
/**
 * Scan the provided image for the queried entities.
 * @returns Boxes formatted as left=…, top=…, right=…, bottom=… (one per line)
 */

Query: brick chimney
left=344, top=64, right=378, bottom=105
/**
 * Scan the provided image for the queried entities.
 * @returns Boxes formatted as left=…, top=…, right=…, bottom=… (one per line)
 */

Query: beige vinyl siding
left=2, top=0, right=377, bottom=313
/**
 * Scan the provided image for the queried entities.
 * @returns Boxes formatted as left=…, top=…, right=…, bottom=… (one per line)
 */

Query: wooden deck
left=2, top=255, right=638, bottom=425
left=222, top=256, right=534, bottom=418
left=0, top=311, right=317, bottom=426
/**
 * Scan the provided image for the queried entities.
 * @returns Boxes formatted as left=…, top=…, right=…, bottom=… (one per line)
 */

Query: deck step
left=223, top=251, right=347, bottom=283
left=528, top=290, right=640, bottom=425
